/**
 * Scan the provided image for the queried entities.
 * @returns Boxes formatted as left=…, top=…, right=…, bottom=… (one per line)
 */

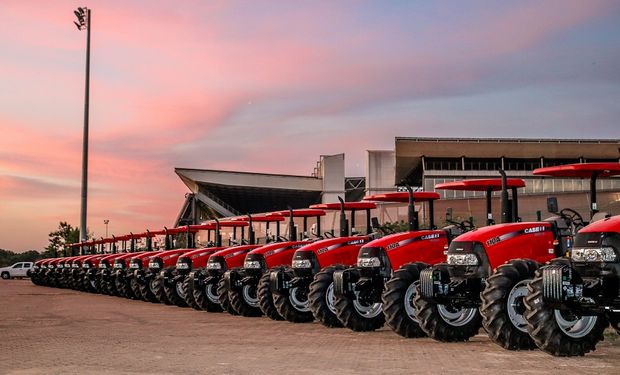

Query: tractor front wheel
left=164, top=272, right=189, bottom=308
left=273, top=267, right=314, bottom=323
left=229, top=282, right=263, bottom=317
left=217, top=277, right=238, bottom=315
left=309, top=265, right=345, bottom=328
left=480, top=258, right=539, bottom=350
left=382, top=262, right=428, bottom=338
left=258, top=268, right=283, bottom=321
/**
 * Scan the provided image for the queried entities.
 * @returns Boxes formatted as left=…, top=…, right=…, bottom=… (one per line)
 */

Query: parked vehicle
left=225, top=209, right=325, bottom=318
left=270, top=199, right=377, bottom=326
left=1, top=262, right=34, bottom=279
left=413, top=171, right=578, bottom=350
left=524, top=162, right=620, bottom=356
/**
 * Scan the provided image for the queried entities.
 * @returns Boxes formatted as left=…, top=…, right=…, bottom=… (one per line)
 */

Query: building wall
left=320, top=153, right=345, bottom=203
left=366, top=150, right=396, bottom=195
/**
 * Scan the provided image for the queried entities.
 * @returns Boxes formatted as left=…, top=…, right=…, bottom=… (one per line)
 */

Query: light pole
left=74, top=7, right=91, bottom=246
left=104, top=219, right=109, bottom=237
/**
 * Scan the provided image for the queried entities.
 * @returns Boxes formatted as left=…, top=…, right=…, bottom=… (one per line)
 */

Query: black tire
left=229, top=278, right=263, bottom=317
left=480, top=258, right=539, bottom=350
left=105, top=277, right=119, bottom=296
left=382, top=262, right=428, bottom=338
left=258, top=268, right=284, bottom=321
left=309, top=265, right=345, bottom=328
left=163, top=270, right=188, bottom=307
left=82, top=275, right=97, bottom=293
left=115, top=273, right=129, bottom=298
left=141, top=273, right=165, bottom=303
left=129, top=276, right=143, bottom=300
left=273, top=267, right=314, bottom=323
left=182, top=275, right=201, bottom=310
left=524, top=259, right=608, bottom=356
left=2, top=272, right=11, bottom=280
left=189, top=272, right=222, bottom=312
left=93, top=275, right=104, bottom=294
left=217, top=277, right=238, bottom=315
left=609, top=313, right=620, bottom=336
left=414, top=263, right=482, bottom=342
left=334, top=268, right=385, bottom=332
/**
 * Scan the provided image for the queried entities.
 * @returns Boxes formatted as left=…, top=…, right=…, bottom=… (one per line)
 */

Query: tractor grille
left=542, top=265, right=566, bottom=302
left=419, top=268, right=434, bottom=298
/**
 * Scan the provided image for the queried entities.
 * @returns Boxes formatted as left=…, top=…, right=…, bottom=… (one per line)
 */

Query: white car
left=0, top=262, right=34, bottom=279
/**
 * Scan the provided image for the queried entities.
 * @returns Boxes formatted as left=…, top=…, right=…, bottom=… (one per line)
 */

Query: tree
left=45, top=222, right=88, bottom=257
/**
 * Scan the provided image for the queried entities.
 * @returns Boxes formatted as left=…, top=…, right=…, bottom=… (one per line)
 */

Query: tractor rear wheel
left=524, top=259, right=607, bottom=357
left=414, top=264, right=482, bottom=342
left=258, top=268, right=284, bottom=321
left=229, top=281, right=263, bottom=317
left=309, top=265, right=345, bottom=328
left=164, top=272, right=189, bottom=308
left=182, top=275, right=201, bottom=310
left=382, top=262, right=428, bottom=338
left=481, top=258, right=539, bottom=350
left=217, top=277, right=238, bottom=315
left=148, top=273, right=169, bottom=304
left=273, top=267, right=314, bottom=323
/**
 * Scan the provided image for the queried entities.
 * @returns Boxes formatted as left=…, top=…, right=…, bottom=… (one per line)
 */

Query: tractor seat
left=591, top=212, right=611, bottom=223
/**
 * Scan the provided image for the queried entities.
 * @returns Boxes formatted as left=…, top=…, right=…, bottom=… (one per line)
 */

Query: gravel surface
left=0, top=279, right=618, bottom=375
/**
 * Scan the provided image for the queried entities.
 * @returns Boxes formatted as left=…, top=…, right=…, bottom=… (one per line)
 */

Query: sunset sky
left=1, top=0, right=619, bottom=251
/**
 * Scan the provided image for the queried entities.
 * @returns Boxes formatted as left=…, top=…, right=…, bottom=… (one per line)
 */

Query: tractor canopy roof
left=229, top=214, right=285, bottom=222
left=268, top=209, right=326, bottom=218
left=310, top=202, right=376, bottom=211
left=363, top=191, right=440, bottom=203
left=533, top=162, right=620, bottom=178
left=435, top=178, right=526, bottom=191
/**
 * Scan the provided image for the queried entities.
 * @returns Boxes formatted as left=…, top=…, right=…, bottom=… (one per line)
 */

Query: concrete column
left=320, top=153, right=345, bottom=203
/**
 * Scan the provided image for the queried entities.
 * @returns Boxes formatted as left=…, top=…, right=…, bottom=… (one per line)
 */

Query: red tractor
left=524, top=162, right=620, bottom=356
left=270, top=200, right=377, bottom=326
left=414, top=170, right=579, bottom=349
left=184, top=221, right=251, bottom=311
left=224, top=209, right=325, bottom=318
left=30, top=259, right=47, bottom=286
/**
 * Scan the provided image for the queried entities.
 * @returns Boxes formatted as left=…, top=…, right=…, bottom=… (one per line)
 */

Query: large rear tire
left=480, top=258, right=539, bottom=350
left=163, top=271, right=189, bottom=308
left=524, top=259, right=608, bottom=357
left=229, top=281, right=263, bottom=317
left=149, top=272, right=170, bottom=304
left=273, top=267, right=314, bottom=323
left=217, top=277, right=238, bottom=315
left=382, top=262, right=428, bottom=338
left=258, top=268, right=284, bottom=321
left=309, top=265, right=345, bottom=328
left=414, top=264, right=482, bottom=342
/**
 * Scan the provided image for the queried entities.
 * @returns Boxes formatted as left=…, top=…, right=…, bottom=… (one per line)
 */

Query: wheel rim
left=176, top=281, right=187, bottom=299
left=554, top=310, right=598, bottom=338
left=242, top=285, right=260, bottom=307
left=149, top=279, right=158, bottom=293
left=437, top=304, right=478, bottom=327
left=288, top=287, right=310, bottom=312
left=90, top=280, right=96, bottom=289
left=403, top=283, right=420, bottom=323
left=206, top=283, right=219, bottom=304
left=352, top=292, right=383, bottom=319
left=326, top=283, right=338, bottom=314
left=507, top=280, right=529, bottom=333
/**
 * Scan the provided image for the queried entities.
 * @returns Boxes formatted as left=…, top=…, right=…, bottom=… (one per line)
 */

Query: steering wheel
left=560, top=208, right=586, bottom=230
left=277, top=236, right=289, bottom=242
left=323, top=231, right=335, bottom=238
left=446, top=218, right=473, bottom=232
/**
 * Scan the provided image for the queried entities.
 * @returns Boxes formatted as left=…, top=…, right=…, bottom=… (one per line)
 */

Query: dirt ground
left=0, top=279, right=618, bottom=375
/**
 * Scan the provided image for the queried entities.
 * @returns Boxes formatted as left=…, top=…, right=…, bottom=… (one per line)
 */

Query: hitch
left=223, top=270, right=241, bottom=290
left=333, top=268, right=360, bottom=298
left=270, top=269, right=288, bottom=294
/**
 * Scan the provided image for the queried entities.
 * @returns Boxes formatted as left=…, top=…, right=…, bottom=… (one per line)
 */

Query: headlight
left=149, top=261, right=161, bottom=269
left=447, top=253, right=479, bottom=266
left=292, top=259, right=312, bottom=269
left=72, top=264, right=79, bottom=268
left=34, top=266, right=39, bottom=270
left=207, top=262, right=222, bottom=270
left=357, top=257, right=381, bottom=268
left=244, top=260, right=262, bottom=269
left=57, top=264, right=64, bottom=269
left=114, top=262, right=124, bottom=269
left=177, top=262, right=190, bottom=270
left=83, top=263, right=90, bottom=269
left=41, top=265, right=47, bottom=269
left=571, top=247, right=617, bottom=262
left=48, top=265, right=55, bottom=269
left=129, top=262, right=140, bottom=269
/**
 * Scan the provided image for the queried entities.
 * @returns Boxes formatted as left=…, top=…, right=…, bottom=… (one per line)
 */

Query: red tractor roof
left=435, top=178, right=526, bottom=191
left=268, top=209, right=327, bottom=218
left=229, top=214, right=285, bottom=222
left=363, top=192, right=440, bottom=203
left=533, top=162, right=620, bottom=178
left=310, top=202, right=376, bottom=211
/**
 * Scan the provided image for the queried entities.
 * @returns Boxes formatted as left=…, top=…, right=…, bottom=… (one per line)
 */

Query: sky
left=1, top=0, right=620, bottom=251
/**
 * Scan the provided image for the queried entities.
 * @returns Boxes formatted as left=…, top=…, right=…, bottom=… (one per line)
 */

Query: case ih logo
left=421, top=233, right=441, bottom=240
left=523, top=226, right=545, bottom=234
left=224, top=250, right=247, bottom=259
left=347, top=239, right=366, bottom=246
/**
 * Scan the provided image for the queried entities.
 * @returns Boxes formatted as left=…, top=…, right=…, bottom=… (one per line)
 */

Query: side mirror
left=310, top=223, right=318, bottom=236
left=547, top=197, right=559, bottom=214
left=446, top=207, right=453, bottom=221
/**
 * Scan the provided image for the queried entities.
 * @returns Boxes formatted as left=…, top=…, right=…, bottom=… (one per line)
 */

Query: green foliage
left=0, top=249, right=42, bottom=267
left=45, top=222, right=89, bottom=257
